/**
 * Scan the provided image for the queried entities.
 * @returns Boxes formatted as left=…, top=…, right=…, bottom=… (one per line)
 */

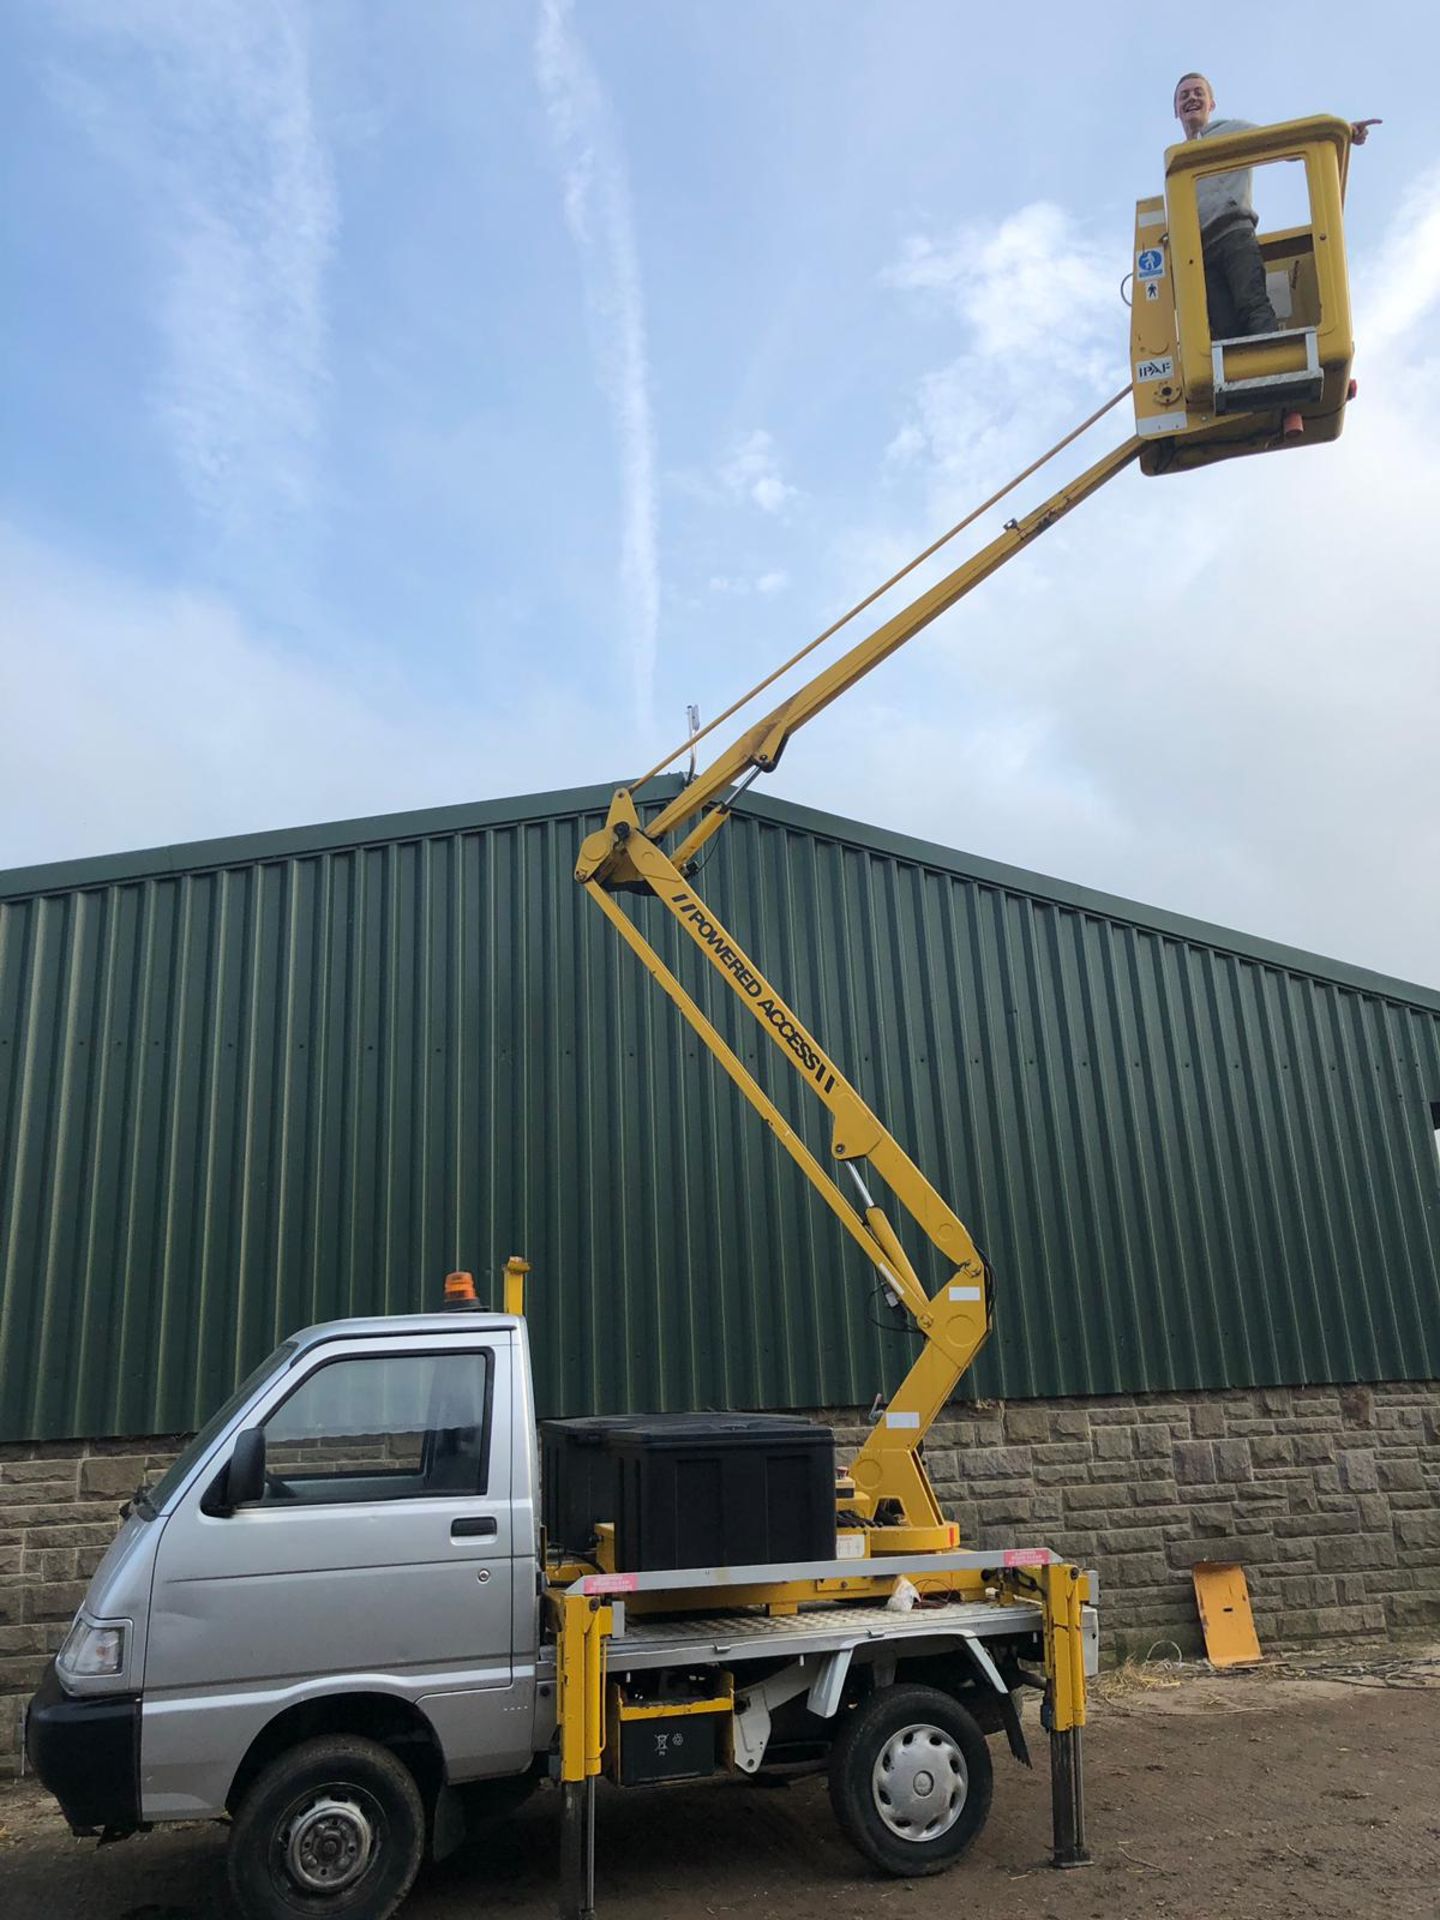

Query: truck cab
left=28, top=1314, right=545, bottom=1903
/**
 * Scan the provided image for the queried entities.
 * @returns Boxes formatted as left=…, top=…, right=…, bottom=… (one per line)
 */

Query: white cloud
left=536, top=0, right=659, bottom=721
left=0, top=524, right=628, bottom=870
left=51, top=0, right=336, bottom=541
left=721, top=429, right=798, bottom=514
left=779, top=168, right=1440, bottom=987
left=708, top=569, right=790, bottom=596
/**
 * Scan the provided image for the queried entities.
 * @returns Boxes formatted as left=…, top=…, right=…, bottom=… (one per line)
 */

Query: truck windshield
left=141, top=1343, right=299, bottom=1515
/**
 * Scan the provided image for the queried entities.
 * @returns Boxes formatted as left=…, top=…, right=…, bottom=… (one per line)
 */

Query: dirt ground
left=2, top=1651, right=1437, bottom=1920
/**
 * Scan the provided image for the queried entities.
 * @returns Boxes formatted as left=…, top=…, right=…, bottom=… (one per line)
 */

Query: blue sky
left=2, top=2, right=1435, bottom=983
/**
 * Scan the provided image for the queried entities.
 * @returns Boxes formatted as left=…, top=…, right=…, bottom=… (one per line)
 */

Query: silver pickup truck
left=27, top=1308, right=1098, bottom=1919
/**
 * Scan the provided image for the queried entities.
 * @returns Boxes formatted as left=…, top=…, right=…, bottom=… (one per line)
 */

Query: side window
left=259, top=1351, right=493, bottom=1505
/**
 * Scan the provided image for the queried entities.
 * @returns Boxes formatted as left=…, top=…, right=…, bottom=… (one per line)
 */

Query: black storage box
left=541, top=1416, right=625, bottom=1559
left=541, top=1412, right=835, bottom=1571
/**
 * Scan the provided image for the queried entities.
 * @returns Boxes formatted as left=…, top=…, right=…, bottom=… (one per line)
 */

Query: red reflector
left=1347, top=378, right=1359, bottom=401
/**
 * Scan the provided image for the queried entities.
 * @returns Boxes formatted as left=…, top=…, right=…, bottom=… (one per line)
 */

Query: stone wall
left=4, top=1382, right=1439, bottom=1777
left=830, top=1381, right=1440, bottom=1659
left=1, top=1437, right=183, bottom=1779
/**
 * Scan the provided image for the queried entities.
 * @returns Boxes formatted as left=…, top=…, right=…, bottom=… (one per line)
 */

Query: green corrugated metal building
left=1, top=780, right=1437, bottom=1445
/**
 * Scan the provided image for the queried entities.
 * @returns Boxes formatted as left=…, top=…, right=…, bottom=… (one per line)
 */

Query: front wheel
left=227, top=1734, right=425, bottom=1919
left=827, top=1683, right=993, bottom=1876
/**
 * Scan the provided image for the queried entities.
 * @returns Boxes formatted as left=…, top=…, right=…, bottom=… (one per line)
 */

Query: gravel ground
left=2, top=1653, right=1437, bottom=1919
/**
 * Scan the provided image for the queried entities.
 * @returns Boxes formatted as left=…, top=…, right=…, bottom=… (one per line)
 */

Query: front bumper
left=25, top=1658, right=141, bottom=1835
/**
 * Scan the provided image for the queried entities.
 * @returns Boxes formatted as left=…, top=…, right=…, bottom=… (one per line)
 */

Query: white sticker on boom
left=885, top=1411, right=921, bottom=1429
left=948, top=1285, right=983, bottom=1302
left=1138, top=410, right=1188, bottom=437
left=836, top=1533, right=865, bottom=1559
left=1135, top=354, right=1174, bottom=381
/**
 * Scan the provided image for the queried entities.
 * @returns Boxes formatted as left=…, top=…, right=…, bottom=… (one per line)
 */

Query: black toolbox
left=541, top=1412, right=835, bottom=1571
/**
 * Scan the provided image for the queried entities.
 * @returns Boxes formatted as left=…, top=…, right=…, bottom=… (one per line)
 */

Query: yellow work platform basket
left=1131, top=115, right=1355, bottom=474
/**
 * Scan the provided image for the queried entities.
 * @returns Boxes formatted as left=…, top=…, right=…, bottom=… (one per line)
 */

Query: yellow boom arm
left=576, top=432, right=1140, bottom=1548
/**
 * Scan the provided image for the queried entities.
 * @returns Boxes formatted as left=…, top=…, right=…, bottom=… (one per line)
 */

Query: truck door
left=142, top=1334, right=517, bottom=1813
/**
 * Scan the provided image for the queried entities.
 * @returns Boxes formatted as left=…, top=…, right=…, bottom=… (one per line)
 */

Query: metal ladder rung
left=1212, top=327, right=1322, bottom=414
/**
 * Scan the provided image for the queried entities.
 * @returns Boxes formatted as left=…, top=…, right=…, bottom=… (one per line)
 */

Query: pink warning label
left=582, top=1573, right=639, bottom=1594
left=1002, top=1548, right=1051, bottom=1567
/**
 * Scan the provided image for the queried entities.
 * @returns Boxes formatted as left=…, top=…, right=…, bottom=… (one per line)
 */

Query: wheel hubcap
left=872, top=1722, right=967, bottom=1841
left=283, top=1793, right=375, bottom=1893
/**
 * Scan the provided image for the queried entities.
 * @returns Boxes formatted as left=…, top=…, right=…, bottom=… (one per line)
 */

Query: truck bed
left=605, top=1597, right=1063, bottom=1673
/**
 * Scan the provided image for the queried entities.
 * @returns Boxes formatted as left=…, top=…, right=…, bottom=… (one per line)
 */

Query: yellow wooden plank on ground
left=1193, top=1561, right=1262, bottom=1667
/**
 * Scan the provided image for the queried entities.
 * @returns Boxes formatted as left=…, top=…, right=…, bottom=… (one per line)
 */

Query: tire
left=227, top=1734, right=425, bottom=1920
left=827, top=1683, right=993, bottom=1877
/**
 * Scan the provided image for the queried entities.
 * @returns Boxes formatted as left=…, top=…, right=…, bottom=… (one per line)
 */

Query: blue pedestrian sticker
left=1137, top=248, right=1165, bottom=279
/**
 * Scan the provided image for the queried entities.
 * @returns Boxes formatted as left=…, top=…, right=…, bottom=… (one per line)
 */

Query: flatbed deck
left=606, top=1598, right=1060, bottom=1671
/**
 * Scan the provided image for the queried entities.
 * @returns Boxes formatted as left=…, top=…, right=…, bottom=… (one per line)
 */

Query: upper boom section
left=575, top=434, right=1140, bottom=888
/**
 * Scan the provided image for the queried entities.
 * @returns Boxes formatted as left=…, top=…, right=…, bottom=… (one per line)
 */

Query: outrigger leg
left=1049, top=1724, right=1089, bottom=1868
left=559, top=1776, right=597, bottom=1920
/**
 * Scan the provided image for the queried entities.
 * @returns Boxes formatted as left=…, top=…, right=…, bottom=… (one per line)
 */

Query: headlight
left=57, top=1617, right=128, bottom=1682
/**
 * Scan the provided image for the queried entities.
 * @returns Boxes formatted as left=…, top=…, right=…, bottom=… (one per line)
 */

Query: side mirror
left=225, top=1427, right=267, bottom=1509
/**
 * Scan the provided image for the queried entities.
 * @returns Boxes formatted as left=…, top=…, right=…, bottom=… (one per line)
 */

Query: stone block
left=1376, top=1458, right=1423, bottom=1493
left=1258, top=1387, right=1293, bottom=1417
left=1167, top=1537, right=1229, bottom=1570
left=1396, top=1512, right=1440, bottom=1551
left=1133, top=1424, right=1170, bottom=1459
left=1338, top=1385, right=1374, bottom=1426
left=1173, top=1441, right=1215, bottom=1485
left=1062, top=1484, right=1123, bottom=1512
left=1098, top=1528, right=1164, bottom=1556
left=924, top=1450, right=958, bottom=1484
left=966, top=1447, right=1031, bottom=1480
left=1214, top=1440, right=1253, bottom=1483
left=1133, top=1478, right=1182, bottom=1507
left=1093, top=1427, right=1134, bottom=1461
left=78, top=1456, right=151, bottom=1499
left=1338, top=1450, right=1378, bottom=1492
left=1108, top=1551, right=1170, bottom=1588
left=1191, top=1403, right=1226, bottom=1439
left=1356, top=1494, right=1390, bottom=1531
left=1052, top=1411, right=1091, bottom=1440
left=20, top=1548, right=75, bottom=1583
left=1314, top=1466, right=1341, bottom=1494
left=22, top=1579, right=89, bottom=1621
left=1249, top=1435, right=1296, bottom=1468
left=1386, top=1592, right=1440, bottom=1629
left=1275, top=1510, right=1355, bottom=1539
left=1315, top=1533, right=1398, bottom=1572
left=0, top=1459, right=80, bottom=1486
left=1376, top=1406, right=1423, bottom=1431
left=0, top=1653, right=49, bottom=1691
left=1031, top=1443, right=1090, bottom=1468
left=977, top=1497, right=1033, bottom=1527
left=1294, top=1435, right=1334, bottom=1466
left=1003, top=1406, right=1051, bottom=1444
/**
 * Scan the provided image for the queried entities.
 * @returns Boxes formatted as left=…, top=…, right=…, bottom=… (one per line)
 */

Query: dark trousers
left=1203, top=224, right=1278, bottom=339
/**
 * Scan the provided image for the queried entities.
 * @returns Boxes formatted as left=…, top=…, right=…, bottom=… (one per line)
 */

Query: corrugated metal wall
left=2, top=783, right=1437, bottom=1443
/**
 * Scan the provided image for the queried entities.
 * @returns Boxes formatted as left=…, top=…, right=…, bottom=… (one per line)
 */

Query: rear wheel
left=227, top=1734, right=425, bottom=1920
left=827, top=1683, right=992, bottom=1876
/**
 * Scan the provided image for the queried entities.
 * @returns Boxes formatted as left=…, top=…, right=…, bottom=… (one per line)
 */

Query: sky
left=1, top=2, right=1435, bottom=987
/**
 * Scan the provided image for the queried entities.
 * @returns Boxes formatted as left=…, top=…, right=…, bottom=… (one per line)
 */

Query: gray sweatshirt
left=1195, top=117, right=1258, bottom=242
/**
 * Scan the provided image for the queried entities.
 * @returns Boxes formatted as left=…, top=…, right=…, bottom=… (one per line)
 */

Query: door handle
left=451, top=1515, right=498, bottom=1539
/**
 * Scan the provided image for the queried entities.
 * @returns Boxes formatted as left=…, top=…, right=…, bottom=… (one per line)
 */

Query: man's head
left=1174, top=72, right=1215, bottom=138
